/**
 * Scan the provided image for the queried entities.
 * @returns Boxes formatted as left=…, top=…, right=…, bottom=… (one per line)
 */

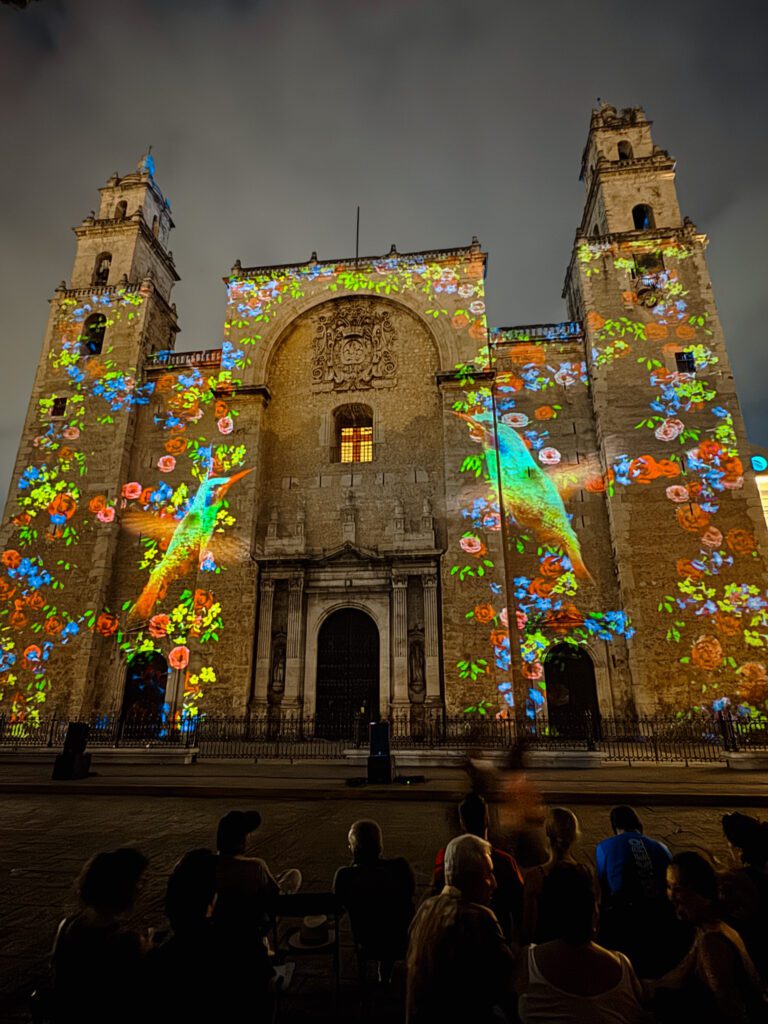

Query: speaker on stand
left=367, top=720, right=395, bottom=784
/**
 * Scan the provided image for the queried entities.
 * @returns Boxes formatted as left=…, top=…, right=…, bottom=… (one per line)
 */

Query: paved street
left=0, top=790, right=761, bottom=1021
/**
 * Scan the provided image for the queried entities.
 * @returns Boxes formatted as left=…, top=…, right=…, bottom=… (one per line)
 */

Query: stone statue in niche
left=270, top=640, right=286, bottom=698
left=311, top=300, right=398, bottom=392
left=408, top=633, right=426, bottom=704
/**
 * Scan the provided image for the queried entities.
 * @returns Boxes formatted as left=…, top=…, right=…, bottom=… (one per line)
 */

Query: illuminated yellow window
left=340, top=425, right=373, bottom=463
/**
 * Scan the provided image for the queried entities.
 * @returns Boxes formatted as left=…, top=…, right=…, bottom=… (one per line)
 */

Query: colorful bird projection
left=124, top=469, right=251, bottom=623
left=455, top=409, right=592, bottom=581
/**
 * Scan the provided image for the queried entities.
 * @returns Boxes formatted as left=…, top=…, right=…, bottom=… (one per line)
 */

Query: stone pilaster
left=252, top=577, right=275, bottom=708
left=284, top=572, right=305, bottom=706
left=391, top=570, right=409, bottom=705
left=423, top=571, right=442, bottom=705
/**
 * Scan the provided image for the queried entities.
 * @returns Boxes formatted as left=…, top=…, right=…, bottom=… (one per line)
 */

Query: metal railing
left=0, top=709, right=760, bottom=764
left=146, top=349, right=222, bottom=370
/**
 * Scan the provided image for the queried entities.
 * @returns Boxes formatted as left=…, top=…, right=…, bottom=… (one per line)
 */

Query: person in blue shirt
left=596, top=806, right=671, bottom=900
left=596, top=806, right=687, bottom=978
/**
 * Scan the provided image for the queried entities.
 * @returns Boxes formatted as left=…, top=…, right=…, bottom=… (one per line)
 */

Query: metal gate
left=315, top=608, right=379, bottom=737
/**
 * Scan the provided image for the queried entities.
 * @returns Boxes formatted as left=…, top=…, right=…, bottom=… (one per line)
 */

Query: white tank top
left=518, top=945, right=652, bottom=1024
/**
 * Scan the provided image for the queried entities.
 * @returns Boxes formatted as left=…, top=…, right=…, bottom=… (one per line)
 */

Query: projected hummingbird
left=455, top=409, right=592, bottom=581
left=124, top=468, right=252, bottom=623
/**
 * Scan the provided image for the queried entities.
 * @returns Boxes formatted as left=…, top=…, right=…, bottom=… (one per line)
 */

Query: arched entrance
left=121, top=651, right=169, bottom=719
left=315, top=608, right=379, bottom=737
left=544, top=643, right=600, bottom=735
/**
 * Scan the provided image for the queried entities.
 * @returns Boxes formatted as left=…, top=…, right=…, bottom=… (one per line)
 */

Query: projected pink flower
left=665, top=485, right=689, bottom=503
left=157, top=455, right=176, bottom=473
left=217, top=416, right=234, bottom=435
left=96, top=507, right=115, bottom=523
left=538, top=447, right=561, bottom=466
left=122, top=482, right=142, bottom=500
left=169, top=645, right=190, bottom=670
left=654, top=418, right=684, bottom=441
left=700, top=527, right=723, bottom=549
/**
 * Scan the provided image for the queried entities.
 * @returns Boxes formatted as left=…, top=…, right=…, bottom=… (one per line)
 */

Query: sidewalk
left=0, top=759, right=766, bottom=805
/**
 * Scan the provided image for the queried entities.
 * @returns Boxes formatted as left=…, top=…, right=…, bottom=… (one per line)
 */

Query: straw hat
left=287, top=914, right=335, bottom=950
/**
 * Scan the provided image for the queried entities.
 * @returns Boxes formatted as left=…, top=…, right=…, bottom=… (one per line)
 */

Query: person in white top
left=516, top=863, right=652, bottom=1024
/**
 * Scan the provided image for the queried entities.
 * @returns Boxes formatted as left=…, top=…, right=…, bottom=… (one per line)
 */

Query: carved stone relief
left=311, top=300, right=398, bottom=392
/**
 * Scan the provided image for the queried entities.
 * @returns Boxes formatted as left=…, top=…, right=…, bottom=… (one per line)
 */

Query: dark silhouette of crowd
left=34, top=798, right=768, bottom=1023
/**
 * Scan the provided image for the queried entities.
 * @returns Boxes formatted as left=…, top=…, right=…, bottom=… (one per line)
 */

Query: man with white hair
left=406, top=834, right=516, bottom=1023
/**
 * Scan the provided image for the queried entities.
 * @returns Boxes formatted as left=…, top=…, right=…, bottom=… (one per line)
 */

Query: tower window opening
left=334, top=404, right=374, bottom=463
left=152, top=215, right=160, bottom=239
left=675, top=351, right=696, bottom=374
left=82, top=313, right=107, bottom=356
left=617, top=140, right=634, bottom=161
left=591, top=224, right=600, bottom=238
left=93, top=252, right=112, bottom=286
left=51, top=396, right=68, bottom=417
left=632, top=204, right=655, bottom=231
left=114, top=200, right=127, bottom=220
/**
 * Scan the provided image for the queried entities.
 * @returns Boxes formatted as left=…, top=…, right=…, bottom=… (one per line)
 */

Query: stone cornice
left=229, top=243, right=484, bottom=282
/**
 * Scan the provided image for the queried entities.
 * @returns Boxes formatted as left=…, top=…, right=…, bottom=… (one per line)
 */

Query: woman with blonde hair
left=522, top=807, right=592, bottom=943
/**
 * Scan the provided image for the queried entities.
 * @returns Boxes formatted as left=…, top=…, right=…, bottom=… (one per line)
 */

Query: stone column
left=251, top=577, right=275, bottom=709
left=391, top=570, right=409, bottom=706
left=423, top=571, right=442, bottom=705
left=283, top=571, right=305, bottom=707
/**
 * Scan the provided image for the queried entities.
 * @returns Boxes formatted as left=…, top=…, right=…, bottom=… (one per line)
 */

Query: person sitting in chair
left=333, top=819, right=415, bottom=984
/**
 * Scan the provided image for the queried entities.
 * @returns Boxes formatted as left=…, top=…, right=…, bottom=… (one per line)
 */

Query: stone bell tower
left=0, top=153, right=179, bottom=719
left=564, top=104, right=768, bottom=714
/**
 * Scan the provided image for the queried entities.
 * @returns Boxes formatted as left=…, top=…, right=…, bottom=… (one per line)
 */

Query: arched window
left=334, top=404, right=373, bottom=463
left=632, top=204, right=655, bottom=231
left=114, top=200, right=127, bottom=220
left=82, top=313, right=107, bottom=356
left=152, top=215, right=160, bottom=239
left=617, top=140, right=633, bottom=161
left=92, top=252, right=112, bottom=286
left=591, top=224, right=600, bottom=238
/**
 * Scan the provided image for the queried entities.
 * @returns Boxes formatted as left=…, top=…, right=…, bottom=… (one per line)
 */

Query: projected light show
left=1, top=102, right=767, bottom=732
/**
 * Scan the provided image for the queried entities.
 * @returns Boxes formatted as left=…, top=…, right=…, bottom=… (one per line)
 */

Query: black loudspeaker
left=52, top=721, right=91, bottom=780
left=367, top=754, right=395, bottom=785
left=63, top=722, right=89, bottom=755
left=369, top=720, right=390, bottom=757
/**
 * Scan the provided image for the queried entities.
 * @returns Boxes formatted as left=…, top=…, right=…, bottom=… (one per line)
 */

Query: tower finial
left=138, top=145, right=155, bottom=177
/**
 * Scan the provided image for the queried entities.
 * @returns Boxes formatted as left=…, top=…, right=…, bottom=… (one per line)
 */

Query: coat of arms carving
left=311, top=301, right=398, bottom=392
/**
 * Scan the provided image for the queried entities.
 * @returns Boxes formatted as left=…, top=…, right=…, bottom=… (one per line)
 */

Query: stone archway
left=315, top=608, right=379, bottom=737
left=121, top=651, right=169, bottom=719
left=544, top=642, right=600, bottom=734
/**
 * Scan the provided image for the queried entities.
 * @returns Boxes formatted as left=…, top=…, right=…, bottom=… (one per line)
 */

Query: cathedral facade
left=3, top=105, right=768, bottom=730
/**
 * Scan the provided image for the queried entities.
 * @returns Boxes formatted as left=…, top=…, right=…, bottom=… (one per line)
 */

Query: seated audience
left=145, top=849, right=272, bottom=1022
left=653, top=851, right=766, bottom=1024
left=522, top=807, right=593, bottom=943
left=52, top=848, right=149, bottom=1024
left=516, top=863, right=651, bottom=1023
left=596, top=805, right=681, bottom=976
left=213, top=808, right=301, bottom=952
left=333, top=819, right=414, bottom=982
left=408, top=833, right=515, bottom=1024
left=432, top=792, right=524, bottom=939
left=720, top=812, right=768, bottom=979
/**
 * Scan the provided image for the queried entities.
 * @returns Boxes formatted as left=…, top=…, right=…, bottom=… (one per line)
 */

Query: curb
left=2, top=780, right=768, bottom=806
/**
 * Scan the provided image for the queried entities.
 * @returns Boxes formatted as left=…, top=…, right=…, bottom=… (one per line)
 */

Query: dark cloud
left=1, top=0, right=767, bottom=499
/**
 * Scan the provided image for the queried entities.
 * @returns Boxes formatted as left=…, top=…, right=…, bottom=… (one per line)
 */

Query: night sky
left=2, top=0, right=767, bottom=501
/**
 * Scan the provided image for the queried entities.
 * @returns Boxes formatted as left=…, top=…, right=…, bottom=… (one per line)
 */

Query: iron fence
left=0, top=709, right=761, bottom=764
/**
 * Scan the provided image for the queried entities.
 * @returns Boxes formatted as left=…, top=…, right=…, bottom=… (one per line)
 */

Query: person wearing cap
left=213, top=810, right=301, bottom=964
left=407, top=834, right=515, bottom=1024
